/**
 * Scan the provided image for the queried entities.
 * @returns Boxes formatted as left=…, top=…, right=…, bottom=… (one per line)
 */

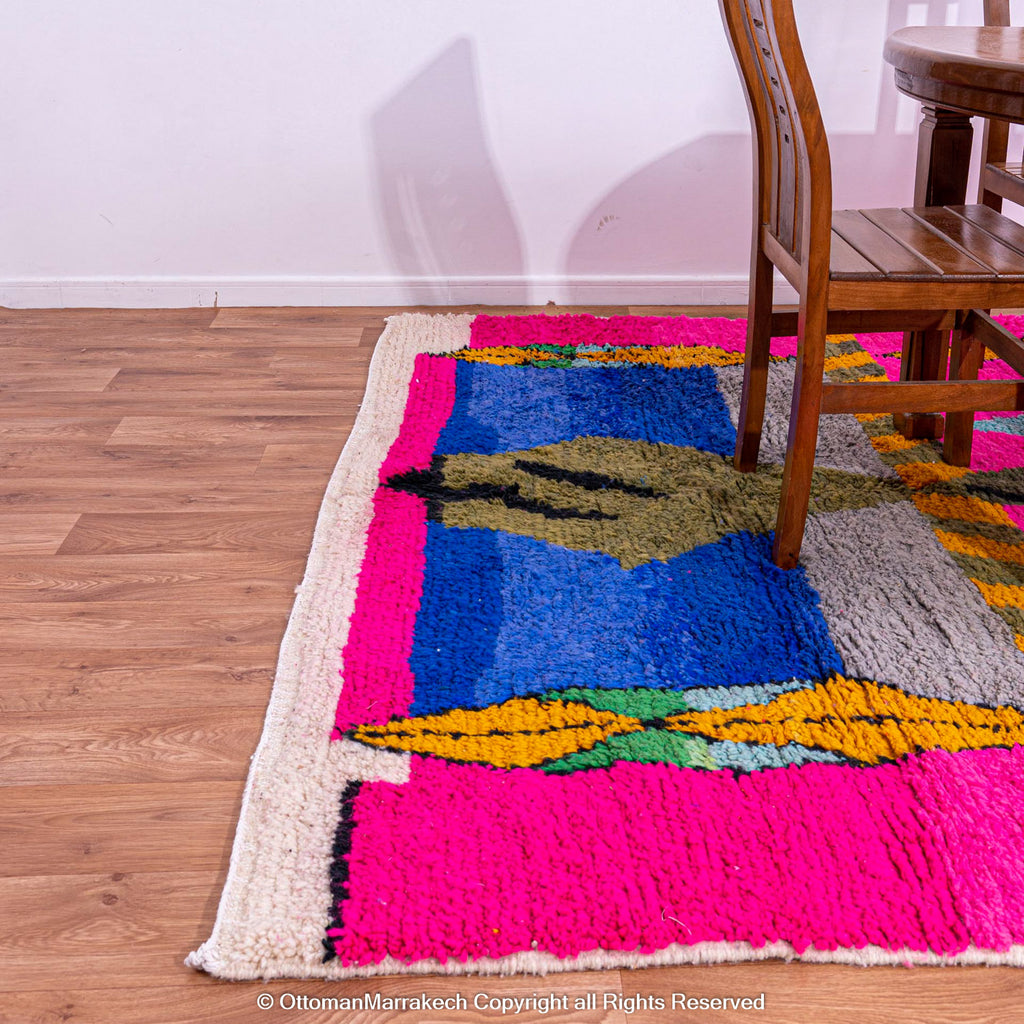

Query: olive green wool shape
left=393, top=436, right=908, bottom=569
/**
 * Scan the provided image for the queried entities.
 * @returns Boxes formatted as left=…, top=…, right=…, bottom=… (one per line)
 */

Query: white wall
left=0, top=0, right=1010, bottom=307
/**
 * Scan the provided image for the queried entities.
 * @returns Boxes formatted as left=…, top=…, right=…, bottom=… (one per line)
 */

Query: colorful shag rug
left=188, top=312, right=1024, bottom=979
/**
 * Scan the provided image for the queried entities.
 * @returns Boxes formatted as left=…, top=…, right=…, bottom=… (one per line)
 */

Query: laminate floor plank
left=209, top=308, right=367, bottom=338
left=106, top=367, right=371, bottom=392
left=0, top=552, right=305, bottom=602
left=58, top=511, right=317, bottom=555
left=0, top=368, right=121, bottom=392
left=0, top=601, right=289, bottom=648
left=0, top=390, right=361, bottom=415
left=0, top=513, right=80, bottom=554
left=0, top=870, right=225, bottom=992
left=0, top=344, right=278, bottom=367
left=0, top=327, right=307, bottom=349
left=1, top=707, right=265, bottom=785
left=0, top=417, right=122, bottom=441
left=0, top=443, right=268, bottom=476
left=256, top=442, right=345, bottom=471
left=268, top=347, right=375, bottom=371
left=0, top=781, right=243, bottom=876
left=106, top=414, right=355, bottom=445
left=0, top=647, right=278, bottom=712
left=195, top=325, right=375, bottom=347
left=0, top=308, right=218, bottom=330
left=0, top=480, right=328, bottom=513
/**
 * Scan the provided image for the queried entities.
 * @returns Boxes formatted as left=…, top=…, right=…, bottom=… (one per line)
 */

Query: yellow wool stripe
left=893, top=461, right=970, bottom=489
left=453, top=345, right=745, bottom=368
left=935, top=529, right=1024, bottom=565
left=972, top=579, right=1024, bottom=610
left=913, top=493, right=1015, bottom=528
left=574, top=346, right=744, bottom=367
left=349, top=697, right=642, bottom=769
left=871, top=433, right=922, bottom=454
left=454, top=346, right=567, bottom=365
left=823, top=350, right=876, bottom=372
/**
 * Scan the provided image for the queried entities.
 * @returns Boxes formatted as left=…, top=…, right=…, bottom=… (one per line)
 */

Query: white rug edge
left=186, top=313, right=472, bottom=978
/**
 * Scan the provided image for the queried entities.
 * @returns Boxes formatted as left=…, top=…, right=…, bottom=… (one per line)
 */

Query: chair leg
left=772, top=304, right=827, bottom=570
left=734, top=248, right=774, bottom=472
left=943, top=327, right=984, bottom=467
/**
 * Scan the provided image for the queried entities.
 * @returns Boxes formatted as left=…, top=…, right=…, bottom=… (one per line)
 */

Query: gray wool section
left=801, top=502, right=1024, bottom=706
left=715, top=362, right=897, bottom=479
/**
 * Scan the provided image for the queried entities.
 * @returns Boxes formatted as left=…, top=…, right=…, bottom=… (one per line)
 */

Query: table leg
left=895, top=105, right=974, bottom=440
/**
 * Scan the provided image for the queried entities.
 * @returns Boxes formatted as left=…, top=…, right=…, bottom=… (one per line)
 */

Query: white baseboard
left=0, top=276, right=800, bottom=309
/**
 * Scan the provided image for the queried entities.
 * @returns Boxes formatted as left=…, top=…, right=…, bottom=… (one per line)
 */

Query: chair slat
left=821, top=378, right=1024, bottom=415
left=952, top=203, right=1024, bottom=257
left=828, top=231, right=884, bottom=280
left=831, top=209, right=937, bottom=278
left=908, top=206, right=1024, bottom=277
left=860, top=208, right=997, bottom=278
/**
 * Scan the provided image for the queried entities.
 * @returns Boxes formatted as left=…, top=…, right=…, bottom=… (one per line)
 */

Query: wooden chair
left=720, top=0, right=1024, bottom=569
left=978, top=0, right=1024, bottom=211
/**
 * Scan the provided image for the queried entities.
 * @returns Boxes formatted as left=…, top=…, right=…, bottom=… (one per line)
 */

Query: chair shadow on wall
left=370, top=37, right=528, bottom=304
left=369, top=2, right=961, bottom=305
left=563, top=0, right=948, bottom=299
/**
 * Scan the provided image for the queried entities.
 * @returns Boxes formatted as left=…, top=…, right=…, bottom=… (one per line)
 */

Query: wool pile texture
left=188, top=312, right=1024, bottom=979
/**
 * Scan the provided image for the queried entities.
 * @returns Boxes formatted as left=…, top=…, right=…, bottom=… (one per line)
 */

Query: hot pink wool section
left=336, top=354, right=455, bottom=732
left=331, top=748, right=1024, bottom=965
left=969, top=431, right=1024, bottom=473
left=378, top=353, right=457, bottom=481
left=469, top=314, right=801, bottom=357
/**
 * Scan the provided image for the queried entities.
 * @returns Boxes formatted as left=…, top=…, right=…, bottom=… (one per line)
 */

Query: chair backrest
left=719, top=0, right=832, bottom=280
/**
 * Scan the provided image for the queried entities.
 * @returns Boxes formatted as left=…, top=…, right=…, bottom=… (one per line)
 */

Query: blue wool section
left=408, top=523, right=504, bottom=715
left=409, top=525, right=842, bottom=715
left=435, top=361, right=736, bottom=456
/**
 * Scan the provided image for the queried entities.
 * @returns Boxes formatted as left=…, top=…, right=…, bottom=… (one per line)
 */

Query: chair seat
left=829, top=204, right=1024, bottom=282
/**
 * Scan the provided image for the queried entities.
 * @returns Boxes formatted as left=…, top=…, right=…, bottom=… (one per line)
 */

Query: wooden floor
left=1, top=306, right=1020, bottom=1024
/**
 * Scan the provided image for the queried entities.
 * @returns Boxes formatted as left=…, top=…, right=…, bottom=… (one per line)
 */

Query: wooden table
left=884, top=26, right=1024, bottom=437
